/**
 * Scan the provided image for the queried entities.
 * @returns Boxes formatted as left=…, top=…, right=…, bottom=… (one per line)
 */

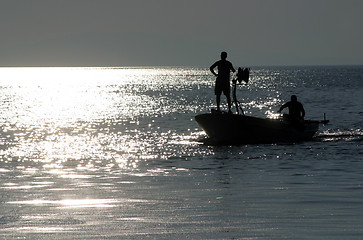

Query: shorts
left=215, top=78, right=230, bottom=96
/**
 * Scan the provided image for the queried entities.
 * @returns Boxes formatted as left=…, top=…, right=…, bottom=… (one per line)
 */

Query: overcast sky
left=1, top=0, right=362, bottom=67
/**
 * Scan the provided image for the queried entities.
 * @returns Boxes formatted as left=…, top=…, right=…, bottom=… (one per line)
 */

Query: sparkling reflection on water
left=0, top=67, right=207, bottom=169
left=1, top=67, right=363, bottom=239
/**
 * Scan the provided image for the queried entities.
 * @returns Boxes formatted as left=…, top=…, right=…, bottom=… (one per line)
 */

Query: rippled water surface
left=1, top=66, right=363, bottom=239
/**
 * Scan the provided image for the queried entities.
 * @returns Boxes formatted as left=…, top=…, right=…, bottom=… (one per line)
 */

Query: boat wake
left=195, top=129, right=363, bottom=145
left=314, top=130, right=363, bottom=142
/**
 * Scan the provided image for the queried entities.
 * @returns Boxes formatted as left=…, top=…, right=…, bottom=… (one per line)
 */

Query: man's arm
left=229, top=62, right=236, bottom=73
left=210, top=62, right=218, bottom=76
left=277, top=103, right=288, bottom=113
left=300, top=104, right=305, bottom=118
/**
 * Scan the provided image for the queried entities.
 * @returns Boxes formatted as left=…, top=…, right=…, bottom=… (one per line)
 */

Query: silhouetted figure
left=278, top=95, right=305, bottom=121
left=210, top=52, right=236, bottom=113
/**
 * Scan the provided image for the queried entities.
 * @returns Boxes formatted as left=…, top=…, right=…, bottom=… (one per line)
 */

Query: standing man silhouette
left=210, top=51, right=236, bottom=113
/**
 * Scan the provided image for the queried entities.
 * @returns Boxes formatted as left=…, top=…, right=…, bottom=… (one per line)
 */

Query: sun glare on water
left=0, top=67, right=176, bottom=171
left=0, top=68, right=118, bottom=125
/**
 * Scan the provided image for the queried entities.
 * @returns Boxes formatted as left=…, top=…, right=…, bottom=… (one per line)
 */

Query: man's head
left=221, top=51, right=227, bottom=60
left=291, top=95, right=297, bottom=102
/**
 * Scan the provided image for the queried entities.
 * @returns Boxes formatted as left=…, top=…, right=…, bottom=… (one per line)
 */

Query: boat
left=195, top=112, right=326, bottom=144
left=195, top=67, right=328, bottom=144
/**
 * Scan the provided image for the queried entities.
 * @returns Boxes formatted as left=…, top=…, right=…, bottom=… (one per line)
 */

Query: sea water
left=0, top=66, right=362, bottom=239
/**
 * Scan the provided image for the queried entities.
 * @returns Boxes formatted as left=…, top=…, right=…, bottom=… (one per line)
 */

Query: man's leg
left=216, top=95, right=221, bottom=111
left=226, top=94, right=232, bottom=111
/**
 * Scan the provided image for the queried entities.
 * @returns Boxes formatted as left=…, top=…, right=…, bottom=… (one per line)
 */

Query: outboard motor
left=236, top=67, right=250, bottom=84
left=232, top=67, right=250, bottom=115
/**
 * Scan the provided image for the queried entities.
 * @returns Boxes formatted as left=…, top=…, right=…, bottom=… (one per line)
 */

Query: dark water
left=0, top=66, right=362, bottom=239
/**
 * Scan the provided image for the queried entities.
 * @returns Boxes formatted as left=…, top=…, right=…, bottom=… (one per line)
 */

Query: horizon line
left=1, top=64, right=363, bottom=68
